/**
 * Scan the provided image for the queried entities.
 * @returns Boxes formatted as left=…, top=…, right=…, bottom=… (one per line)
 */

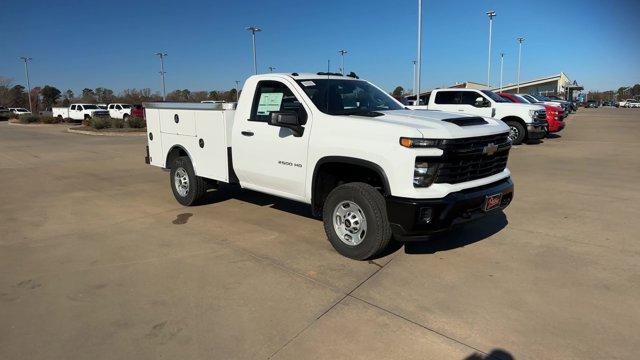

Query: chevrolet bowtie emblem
left=483, top=143, right=498, bottom=156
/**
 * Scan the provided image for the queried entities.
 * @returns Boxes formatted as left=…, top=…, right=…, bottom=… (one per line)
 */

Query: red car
left=131, top=104, right=145, bottom=119
left=498, top=92, right=565, bottom=134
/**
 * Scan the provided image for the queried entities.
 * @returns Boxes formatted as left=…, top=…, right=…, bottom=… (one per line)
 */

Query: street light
left=499, top=52, right=504, bottom=92
left=155, top=52, right=167, bottom=101
left=338, top=49, right=348, bottom=75
left=412, top=60, right=417, bottom=98
left=486, top=10, right=496, bottom=88
left=20, top=57, right=33, bottom=113
left=517, top=37, right=525, bottom=92
left=268, top=66, right=276, bottom=73
left=235, top=80, right=240, bottom=102
left=416, top=0, right=423, bottom=104
left=246, top=26, right=262, bottom=75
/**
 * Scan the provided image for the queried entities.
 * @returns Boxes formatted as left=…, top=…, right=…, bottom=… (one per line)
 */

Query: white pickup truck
left=52, top=103, right=110, bottom=121
left=144, top=73, right=514, bottom=259
left=107, top=103, right=132, bottom=119
left=410, top=88, right=548, bottom=144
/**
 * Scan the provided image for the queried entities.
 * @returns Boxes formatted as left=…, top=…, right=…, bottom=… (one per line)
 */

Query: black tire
left=123, top=114, right=129, bottom=121
left=322, top=182, right=392, bottom=260
left=84, top=114, right=91, bottom=120
left=506, top=120, right=526, bottom=145
left=170, top=156, right=207, bottom=206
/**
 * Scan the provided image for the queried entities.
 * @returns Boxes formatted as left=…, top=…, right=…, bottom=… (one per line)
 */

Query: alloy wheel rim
left=509, top=125, right=519, bottom=142
left=174, top=167, right=189, bottom=197
left=332, top=201, right=367, bottom=246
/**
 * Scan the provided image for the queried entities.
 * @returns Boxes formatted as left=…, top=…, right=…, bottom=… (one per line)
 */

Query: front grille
left=536, top=111, right=547, bottom=121
left=419, top=132, right=511, bottom=184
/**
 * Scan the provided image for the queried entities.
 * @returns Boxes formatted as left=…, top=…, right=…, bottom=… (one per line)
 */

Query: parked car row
left=51, top=103, right=146, bottom=121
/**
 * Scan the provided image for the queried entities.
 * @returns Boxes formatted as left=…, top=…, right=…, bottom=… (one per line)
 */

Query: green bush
left=89, top=117, right=111, bottom=130
left=19, top=114, right=40, bottom=124
left=127, top=116, right=146, bottom=129
left=110, top=117, right=125, bottom=128
left=40, top=116, right=61, bottom=124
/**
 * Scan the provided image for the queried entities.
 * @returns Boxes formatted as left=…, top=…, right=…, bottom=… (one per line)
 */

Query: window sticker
left=301, top=81, right=316, bottom=87
left=257, top=92, right=284, bottom=115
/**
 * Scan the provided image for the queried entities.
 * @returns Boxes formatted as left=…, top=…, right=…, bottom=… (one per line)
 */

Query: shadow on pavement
left=464, top=348, right=515, bottom=360
left=199, top=184, right=509, bottom=258
left=401, top=212, right=508, bottom=255
left=546, top=133, right=562, bottom=139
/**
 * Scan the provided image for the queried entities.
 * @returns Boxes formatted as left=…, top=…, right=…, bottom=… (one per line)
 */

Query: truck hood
left=374, top=109, right=509, bottom=139
left=496, top=102, right=545, bottom=111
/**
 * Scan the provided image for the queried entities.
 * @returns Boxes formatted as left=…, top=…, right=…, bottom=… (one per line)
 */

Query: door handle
left=241, top=131, right=254, bottom=137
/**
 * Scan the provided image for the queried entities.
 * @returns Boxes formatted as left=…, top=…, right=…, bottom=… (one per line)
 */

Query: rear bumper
left=386, top=178, right=514, bottom=241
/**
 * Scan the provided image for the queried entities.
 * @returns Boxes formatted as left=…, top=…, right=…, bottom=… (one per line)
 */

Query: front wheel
left=170, top=156, right=207, bottom=206
left=322, top=182, right=392, bottom=260
left=506, top=121, right=526, bottom=145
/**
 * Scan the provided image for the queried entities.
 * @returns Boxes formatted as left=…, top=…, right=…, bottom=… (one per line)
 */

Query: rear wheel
left=506, top=121, right=526, bottom=145
left=170, top=156, right=207, bottom=206
left=322, top=182, right=392, bottom=260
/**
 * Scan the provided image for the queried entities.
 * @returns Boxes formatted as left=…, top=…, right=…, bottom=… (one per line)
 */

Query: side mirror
left=474, top=97, right=490, bottom=107
left=269, top=111, right=304, bottom=137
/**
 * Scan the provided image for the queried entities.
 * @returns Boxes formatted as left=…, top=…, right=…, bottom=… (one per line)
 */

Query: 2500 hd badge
left=278, top=160, right=302, bottom=168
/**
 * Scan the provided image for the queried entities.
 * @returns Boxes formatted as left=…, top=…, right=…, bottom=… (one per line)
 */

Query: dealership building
left=405, top=72, right=583, bottom=104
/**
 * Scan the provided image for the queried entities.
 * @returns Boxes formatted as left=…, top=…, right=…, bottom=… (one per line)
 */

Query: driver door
left=232, top=79, right=312, bottom=201
left=458, top=91, right=493, bottom=117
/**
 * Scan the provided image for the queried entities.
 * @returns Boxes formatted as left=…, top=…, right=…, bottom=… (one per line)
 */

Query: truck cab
left=107, top=103, right=132, bottom=119
left=409, top=88, right=548, bottom=144
left=144, top=73, right=514, bottom=259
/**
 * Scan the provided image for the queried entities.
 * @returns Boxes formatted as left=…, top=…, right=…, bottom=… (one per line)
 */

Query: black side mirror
left=269, top=111, right=304, bottom=137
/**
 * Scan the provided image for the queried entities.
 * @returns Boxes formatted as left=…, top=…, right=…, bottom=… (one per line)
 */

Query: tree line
left=0, top=76, right=239, bottom=111
left=586, top=84, right=640, bottom=102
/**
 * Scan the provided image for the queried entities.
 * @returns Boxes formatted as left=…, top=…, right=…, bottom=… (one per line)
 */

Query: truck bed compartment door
left=145, top=108, right=164, bottom=167
left=192, top=110, right=228, bottom=182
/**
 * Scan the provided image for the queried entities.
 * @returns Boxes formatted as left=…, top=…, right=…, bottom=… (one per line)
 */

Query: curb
left=67, top=127, right=146, bottom=137
left=8, top=120, right=69, bottom=127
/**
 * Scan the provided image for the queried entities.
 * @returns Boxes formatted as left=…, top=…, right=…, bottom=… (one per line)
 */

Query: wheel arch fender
left=165, top=144, right=196, bottom=171
left=310, top=156, right=391, bottom=217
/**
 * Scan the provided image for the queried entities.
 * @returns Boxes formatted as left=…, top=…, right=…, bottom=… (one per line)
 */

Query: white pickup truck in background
left=409, top=88, right=548, bottom=144
left=107, top=103, right=132, bottom=119
left=144, top=72, right=514, bottom=260
left=52, top=103, right=110, bottom=121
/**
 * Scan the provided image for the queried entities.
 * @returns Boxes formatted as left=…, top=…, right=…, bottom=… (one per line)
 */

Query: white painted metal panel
left=191, top=110, right=229, bottom=182
left=145, top=108, right=164, bottom=167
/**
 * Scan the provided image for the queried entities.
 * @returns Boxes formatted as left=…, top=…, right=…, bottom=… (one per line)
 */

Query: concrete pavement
left=1, top=108, right=639, bottom=359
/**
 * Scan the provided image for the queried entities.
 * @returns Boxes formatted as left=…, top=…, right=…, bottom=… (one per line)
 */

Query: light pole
left=499, top=52, right=504, bottom=92
left=517, top=37, right=525, bottom=92
left=246, top=26, right=262, bottom=74
left=416, top=0, right=423, bottom=104
left=412, top=60, right=417, bottom=98
left=486, top=10, right=496, bottom=88
left=20, top=57, right=33, bottom=113
left=155, top=52, right=167, bottom=101
left=268, top=66, right=276, bottom=73
left=338, top=49, right=348, bottom=75
left=235, top=80, right=240, bottom=102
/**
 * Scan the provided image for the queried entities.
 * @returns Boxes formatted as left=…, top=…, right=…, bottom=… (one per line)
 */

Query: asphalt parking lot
left=1, top=108, right=639, bottom=359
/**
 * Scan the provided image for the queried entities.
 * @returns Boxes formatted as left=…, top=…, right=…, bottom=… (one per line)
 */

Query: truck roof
left=254, top=72, right=361, bottom=81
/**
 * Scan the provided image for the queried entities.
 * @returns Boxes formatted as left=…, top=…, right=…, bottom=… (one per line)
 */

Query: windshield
left=515, top=95, right=531, bottom=104
left=481, top=90, right=509, bottom=103
left=121, top=104, right=131, bottom=108
left=83, top=105, right=99, bottom=109
left=296, top=79, right=403, bottom=116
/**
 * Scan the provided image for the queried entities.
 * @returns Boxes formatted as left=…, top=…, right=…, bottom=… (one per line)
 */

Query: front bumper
left=386, top=178, right=514, bottom=240
left=527, top=121, right=547, bottom=139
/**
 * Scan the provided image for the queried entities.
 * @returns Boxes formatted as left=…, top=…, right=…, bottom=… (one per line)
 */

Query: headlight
left=400, top=137, right=441, bottom=148
left=413, top=160, right=439, bottom=187
left=529, top=109, right=545, bottom=118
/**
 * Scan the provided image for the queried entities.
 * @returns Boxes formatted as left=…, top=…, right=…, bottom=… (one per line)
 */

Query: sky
left=1, top=0, right=639, bottom=95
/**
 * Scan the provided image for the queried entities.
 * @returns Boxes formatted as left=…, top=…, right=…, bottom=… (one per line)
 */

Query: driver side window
left=250, top=81, right=307, bottom=124
left=460, top=92, right=483, bottom=106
